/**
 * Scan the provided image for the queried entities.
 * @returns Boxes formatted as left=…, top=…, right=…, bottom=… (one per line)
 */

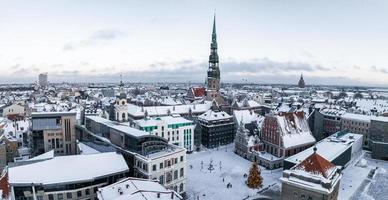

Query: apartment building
left=31, top=112, right=77, bottom=156
left=134, top=116, right=195, bottom=152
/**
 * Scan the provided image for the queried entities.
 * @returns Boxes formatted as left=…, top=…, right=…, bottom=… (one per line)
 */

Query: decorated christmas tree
left=247, top=162, right=263, bottom=189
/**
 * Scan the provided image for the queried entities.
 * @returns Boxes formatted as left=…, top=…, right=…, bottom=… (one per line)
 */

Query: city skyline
left=1, top=0, right=388, bottom=86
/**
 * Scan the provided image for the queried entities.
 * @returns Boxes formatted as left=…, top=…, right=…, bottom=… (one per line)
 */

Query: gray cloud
left=63, top=28, right=126, bottom=51
left=90, top=29, right=125, bottom=40
left=371, top=65, right=388, bottom=74
left=1, top=58, right=387, bottom=87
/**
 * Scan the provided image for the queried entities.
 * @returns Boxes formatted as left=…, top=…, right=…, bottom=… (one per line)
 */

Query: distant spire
left=119, top=73, right=124, bottom=87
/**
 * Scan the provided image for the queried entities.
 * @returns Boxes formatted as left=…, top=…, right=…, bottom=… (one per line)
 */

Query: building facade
left=197, top=110, right=235, bottom=148
left=369, top=118, right=388, bottom=160
left=31, top=112, right=77, bottom=156
left=261, top=112, right=315, bottom=158
left=134, top=116, right=195, bottom=152
left=341, top=113, right=371, bottom=148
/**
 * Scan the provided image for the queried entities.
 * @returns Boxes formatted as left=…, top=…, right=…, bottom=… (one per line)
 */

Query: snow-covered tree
left=247, top=162, right=263, bottom=189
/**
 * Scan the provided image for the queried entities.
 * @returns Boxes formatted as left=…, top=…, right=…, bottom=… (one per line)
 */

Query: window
left=175, top=158, right=178, bottom=164
left=77, top=191, right=82, bottom=198
left=180, top=156, right=183, bottom=162
left=159, top=175, right=164, bottom=184
left=48, top=194, right=54, bottom=200
left=57, top=193, right=63, bottom=200
left=166, top=172, right=172, bottom=183
left=179, top=183, right=184, bottom=192
left=180, top=168, right=184, bottom=177
left=85, top=189, right=90, bottom=196
left=153, top=164, right=157, bottom=171
left=174, top=170, right=178, bottom=179
left=66, top=193, right=72, bottom=199
left=160, top=162, right=164, bottom=169
left=122, top=113, right=126, bottom=120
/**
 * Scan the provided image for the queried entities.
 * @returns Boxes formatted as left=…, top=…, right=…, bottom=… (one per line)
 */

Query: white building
left=97, top=177, right=182, bottom=200
left=9, top=152, right=129, bottom=200
left=115, top=93, right=128, bottom=122
left=2, top=104, right=26, bottom=118
left=134, top=146, right=187, bottom=195
left=134, top=116, right=195, bottom=151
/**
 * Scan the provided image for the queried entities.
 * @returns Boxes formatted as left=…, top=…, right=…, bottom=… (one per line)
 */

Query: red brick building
left=260, top=111, right=316, bottom=159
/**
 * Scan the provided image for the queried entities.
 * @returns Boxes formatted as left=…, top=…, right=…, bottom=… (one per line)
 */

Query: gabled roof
left=294, top=149, right=336, bottom=179
left=192, top=87, right=206, bottom=98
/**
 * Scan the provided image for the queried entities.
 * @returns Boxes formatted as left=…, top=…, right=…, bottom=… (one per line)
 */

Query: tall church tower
left=206, top=13, right=221, bottom=100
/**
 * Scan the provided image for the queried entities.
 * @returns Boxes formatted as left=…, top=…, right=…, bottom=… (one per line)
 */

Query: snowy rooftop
left=198, top=110, right=232, bottom=122
left=285, top=132, right=362, bottom=165
left=135, top=116, right=194, bottom=128
left=86, top=116, right=149, bottom=137
left=31, top=111, right=77, bottom=117
left=77, top=141, right=101, bottom=155
left=233, top=110, right=260, bottom=124
left=28, top=150, right=54, bottom=161
left=128, top=102, right=211, bottom=117
left=341, top=113, right=388, bottom=123
left=9, top=152, right=129, bottom=186
left=275, top=112, right=316, bottom=149
left=97, top=177, right=182, bottom=200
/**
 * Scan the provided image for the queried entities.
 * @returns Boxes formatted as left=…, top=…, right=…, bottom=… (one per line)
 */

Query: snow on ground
left=186, top=144, right=282, bottom=200
left=350, top=154, right=388, bottom=200
left=338, top=151, right=388, bottom=200
left=339, top=158, right=370, bottom=199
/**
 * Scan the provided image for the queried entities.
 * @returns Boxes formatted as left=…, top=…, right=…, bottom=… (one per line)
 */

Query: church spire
left=212, top=12, right=216, bottom=36
left=211, top=12, right=217, bottom=49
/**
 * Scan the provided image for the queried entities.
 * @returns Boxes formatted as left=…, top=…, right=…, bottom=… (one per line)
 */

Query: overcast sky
left=1, top=0, right=388, bottom=86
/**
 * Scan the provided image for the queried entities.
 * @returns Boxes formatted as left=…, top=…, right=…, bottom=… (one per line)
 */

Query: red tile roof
left=192, top=87, right=206, bottom=97
left=0, top=170, right=9, bottom=198
left=294, top=150, right=336, bottom=178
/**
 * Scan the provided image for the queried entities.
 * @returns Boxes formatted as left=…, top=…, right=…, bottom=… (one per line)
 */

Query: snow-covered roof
left=135, top=116, right=194, bottom=128
left=198, top=110, right=232, bottom=122
left=233, top=110, right=259, bottom=124
left=274, top=112, right=316, bottom=149
left=86, top=116, right=149, bottom=137
left=9, top=152, right=129, bottom=186
left=285, top=132, right=362, bottom=165
left=77, top=141, right=101, bottom=155
left=127, top=102, right=211, bottom=117
left=341, top=113, right=388, bottom=123
left=341, top=113, right=373, bottom=122
left=28, top=150, right=54, bottom=161
left=97, top=177, right=182, bottom=200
